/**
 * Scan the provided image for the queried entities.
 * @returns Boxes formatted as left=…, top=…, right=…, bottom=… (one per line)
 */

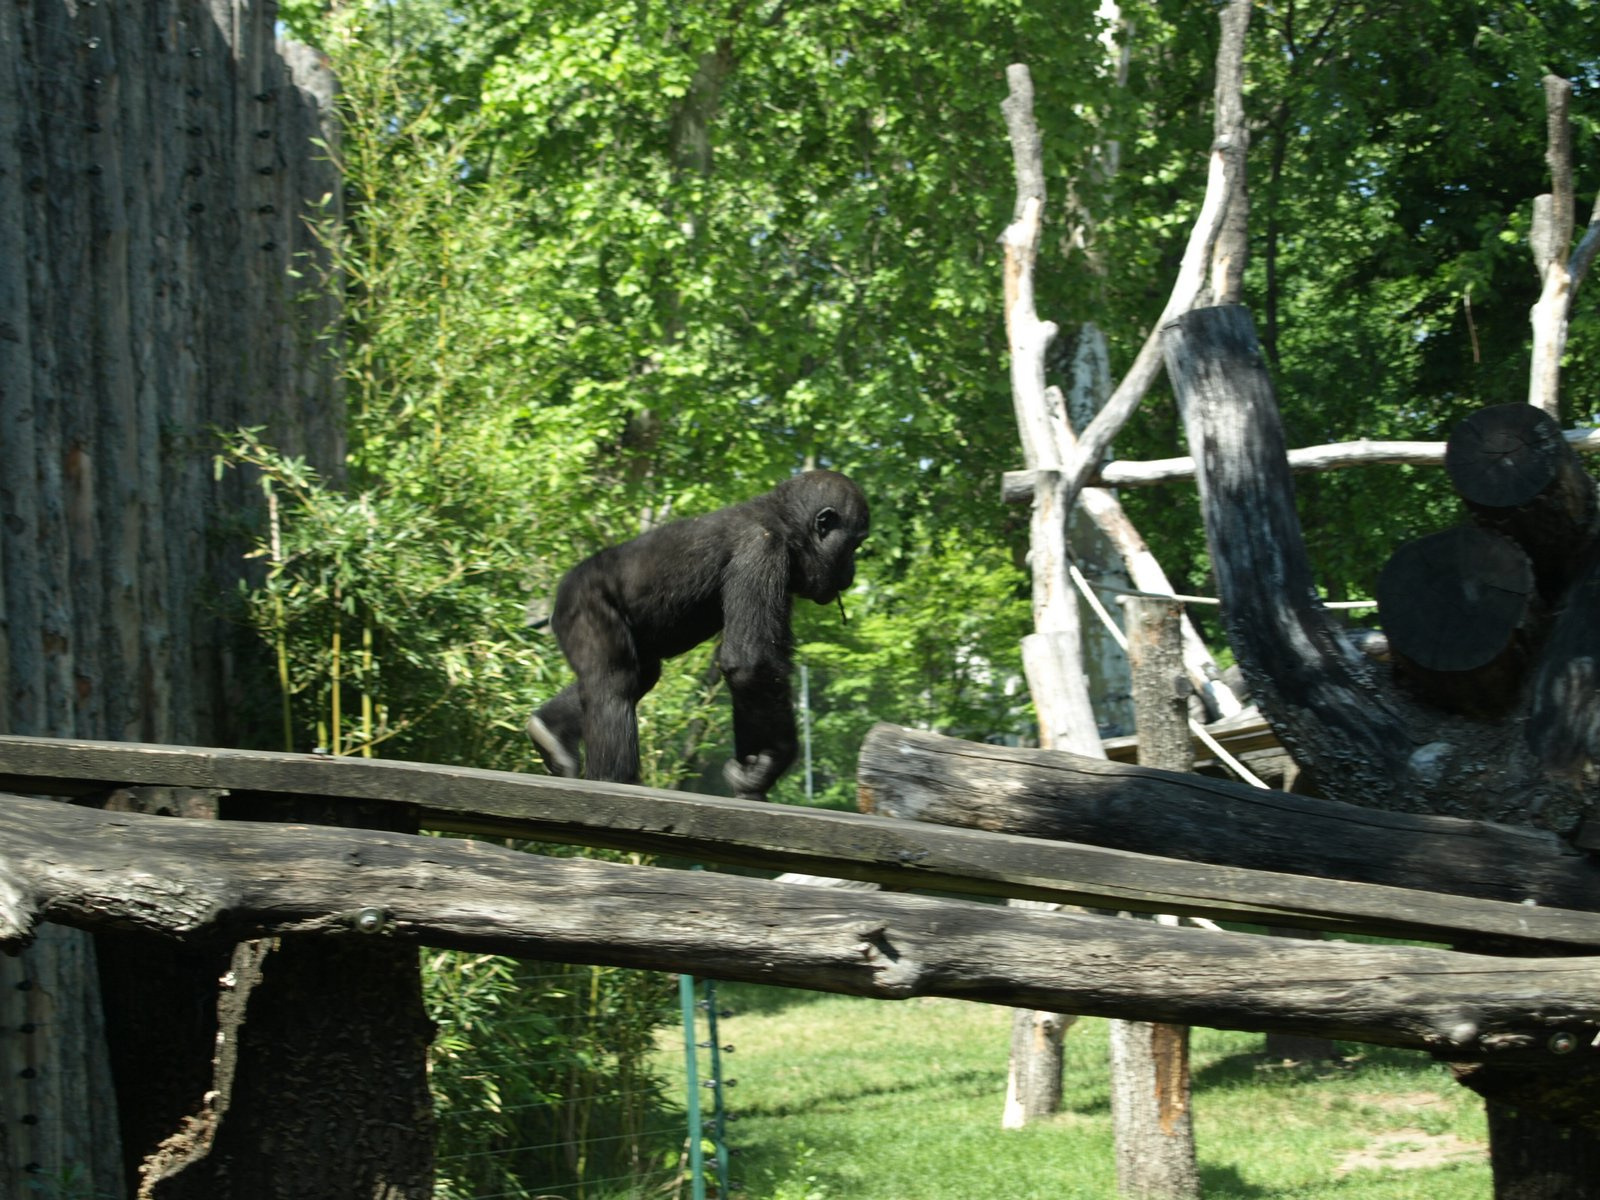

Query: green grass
left=659, top=984, right=1490, bottom=1200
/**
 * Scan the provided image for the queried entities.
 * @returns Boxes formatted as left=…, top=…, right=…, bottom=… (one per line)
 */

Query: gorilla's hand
left=724, top=753, right=781, bottom=801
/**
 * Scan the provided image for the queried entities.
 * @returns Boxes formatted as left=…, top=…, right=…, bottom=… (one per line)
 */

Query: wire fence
left=427, top=958, right=715, bottom=1200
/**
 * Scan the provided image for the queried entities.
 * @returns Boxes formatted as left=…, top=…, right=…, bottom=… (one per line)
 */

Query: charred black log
left=1376, top=526, right=1537, bottom=716
left=1446, top=402, right=1600, bottom=599
left=1160, top=305, right=1587, bottom=829
left=1530, top=549, right=1600, bottom=777
left=856, top=724, right=1600, bottom=931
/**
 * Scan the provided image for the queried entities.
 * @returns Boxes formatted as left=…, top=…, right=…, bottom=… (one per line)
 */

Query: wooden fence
left=1, top=3, right=343, bottom=1192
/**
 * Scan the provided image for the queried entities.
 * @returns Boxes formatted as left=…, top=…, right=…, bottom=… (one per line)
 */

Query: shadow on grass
left=742, top=1066, right=1003, bottom=1119
left=1192, top=1041, right=1442, bottom=1093
left=1199, top=1162, right=1273, bottom=1198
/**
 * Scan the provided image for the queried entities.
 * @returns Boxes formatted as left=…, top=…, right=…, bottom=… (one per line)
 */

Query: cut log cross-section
left=1445, top=401, right=1600, bottom=599
left=1376, top=527, right=1536, bottom=716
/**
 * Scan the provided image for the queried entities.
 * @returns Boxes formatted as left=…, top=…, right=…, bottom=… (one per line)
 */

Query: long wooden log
left=857, top=724, right=1600, bottom=916
left=5, top=735, right=1600, bottom=947
left=4, top=790, right=1600, bottom=1063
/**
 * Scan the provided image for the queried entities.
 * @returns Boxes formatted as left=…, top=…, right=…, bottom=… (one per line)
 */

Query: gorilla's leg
left=560, top=602, right=662, bottom=785
left=527, top=684, right=583, bottom=778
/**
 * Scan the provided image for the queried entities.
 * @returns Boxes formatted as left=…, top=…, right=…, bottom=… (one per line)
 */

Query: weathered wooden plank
left=4, top=734, right=1600, bottom=948
left=857, top=724, right=1600, bottom=915
left=4, top=790, right=1600, bottom=1064
left=1102, top=709, right=1282, bottom=765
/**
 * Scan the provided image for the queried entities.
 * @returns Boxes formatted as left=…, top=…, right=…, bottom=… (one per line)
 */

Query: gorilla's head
left=777, top=470, right=869, bottom=605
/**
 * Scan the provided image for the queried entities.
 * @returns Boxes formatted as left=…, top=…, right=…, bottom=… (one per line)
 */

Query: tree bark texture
left=1002, top=1008, right=1073, bottom=1129
left=857, top=725, right=1600, bottom=933
left=9, top=729, right=1600, bottom=951
left=12, top=792, right=1600, bottom=1063
left=0, top=3, right=342, bottom=1192
left=1050, top=0, right=1250, bottom=514
left=1163, top=303, right=1600, bottom=1191
left=1066, top=324, right=1136, bottom=738
left=1161, top=305, right=1591, bottom=831
left=1111, top=598, right=1199, bottom=1200
left=1110, top=1021, right=1198, bottom=1200
left=1000, top=62, right=1102, bottom=1130
left=1487, top=1099, right=1600, bottom=1200
left=1528, top=76, right=1575, bottom=420
left=1531, top=551, right=1600, bottom=776
left=138, top=796, right=435, bottom=1200
left=999, top=64, right=1102, bottom=756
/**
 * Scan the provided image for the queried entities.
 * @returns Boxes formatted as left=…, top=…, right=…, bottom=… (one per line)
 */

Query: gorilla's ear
left=815, top=507, right=843, bottom=536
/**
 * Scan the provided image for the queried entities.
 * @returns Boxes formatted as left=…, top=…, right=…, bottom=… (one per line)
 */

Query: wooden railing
left=5, top=728, right=1600, bottom=1061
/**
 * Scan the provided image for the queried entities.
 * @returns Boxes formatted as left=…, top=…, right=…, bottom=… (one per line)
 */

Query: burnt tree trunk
left=1161, top=303, right=1600, bottom=1199
left=1531, top=551, right=1600, bottom=775
left=1160, top=304, right=1588, bottom=829
left=1110, top=598, right=1199, bottom=1200
left=141, top=797, right=435, bottom=1200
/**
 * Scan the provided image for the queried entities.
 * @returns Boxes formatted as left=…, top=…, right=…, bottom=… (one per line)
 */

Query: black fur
left=527, top=470, right=869, bottom=798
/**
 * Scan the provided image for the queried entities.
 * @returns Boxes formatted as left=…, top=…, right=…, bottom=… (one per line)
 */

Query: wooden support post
left=1110, top=598, right=1199, bottom=1200
left=141, top=795, right=436, bottom=1200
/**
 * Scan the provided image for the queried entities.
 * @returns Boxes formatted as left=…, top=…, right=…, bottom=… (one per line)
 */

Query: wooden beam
left=5, top=733, right=1600, bottom=949
left=857, top=724, right=1600, bottom=920
left=1102, top=709, right=1281, bottom=764
left=5, top=791, right=1600, bottom=1062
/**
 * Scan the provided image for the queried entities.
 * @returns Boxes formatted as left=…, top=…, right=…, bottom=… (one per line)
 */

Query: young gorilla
left=527, top=470, right=869, bottom=799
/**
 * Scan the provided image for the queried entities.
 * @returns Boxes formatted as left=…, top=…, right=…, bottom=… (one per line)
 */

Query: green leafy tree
left=249, top=1, right=1600, bottom=1189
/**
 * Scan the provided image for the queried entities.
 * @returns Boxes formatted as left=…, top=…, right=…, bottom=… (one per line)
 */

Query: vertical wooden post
left=998, top=62, right=1103, bottom=1130
left=1109, top=598, right=1199, bottom=1200
left=142, top=795, right=436, bottom=1200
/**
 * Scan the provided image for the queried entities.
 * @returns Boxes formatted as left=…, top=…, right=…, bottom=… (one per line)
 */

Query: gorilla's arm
left=717, top=527, right=799, bottom=798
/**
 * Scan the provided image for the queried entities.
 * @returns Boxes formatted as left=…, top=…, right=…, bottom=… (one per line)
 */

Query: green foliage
left=262, top=0, right=1104, bottom=790
left=217, top=429, right=553, bottom=765
left=241, top=6, right=1600, bottom=1189
left=1106, top=0, right=1600, bottom=607
left=427, top=952, right=680, bottom=1199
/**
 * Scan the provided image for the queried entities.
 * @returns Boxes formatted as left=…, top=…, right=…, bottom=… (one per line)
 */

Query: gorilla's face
left=783, top=471, right=869, bottom=605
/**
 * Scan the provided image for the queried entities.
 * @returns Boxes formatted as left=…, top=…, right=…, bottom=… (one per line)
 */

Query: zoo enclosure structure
left=4, top=722, right=1600, bottom=1199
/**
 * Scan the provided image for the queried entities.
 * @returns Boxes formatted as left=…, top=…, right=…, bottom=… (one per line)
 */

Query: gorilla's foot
left=723, top=753, right=778, bottom=801
left=526, top=712, right=580, bottom=778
